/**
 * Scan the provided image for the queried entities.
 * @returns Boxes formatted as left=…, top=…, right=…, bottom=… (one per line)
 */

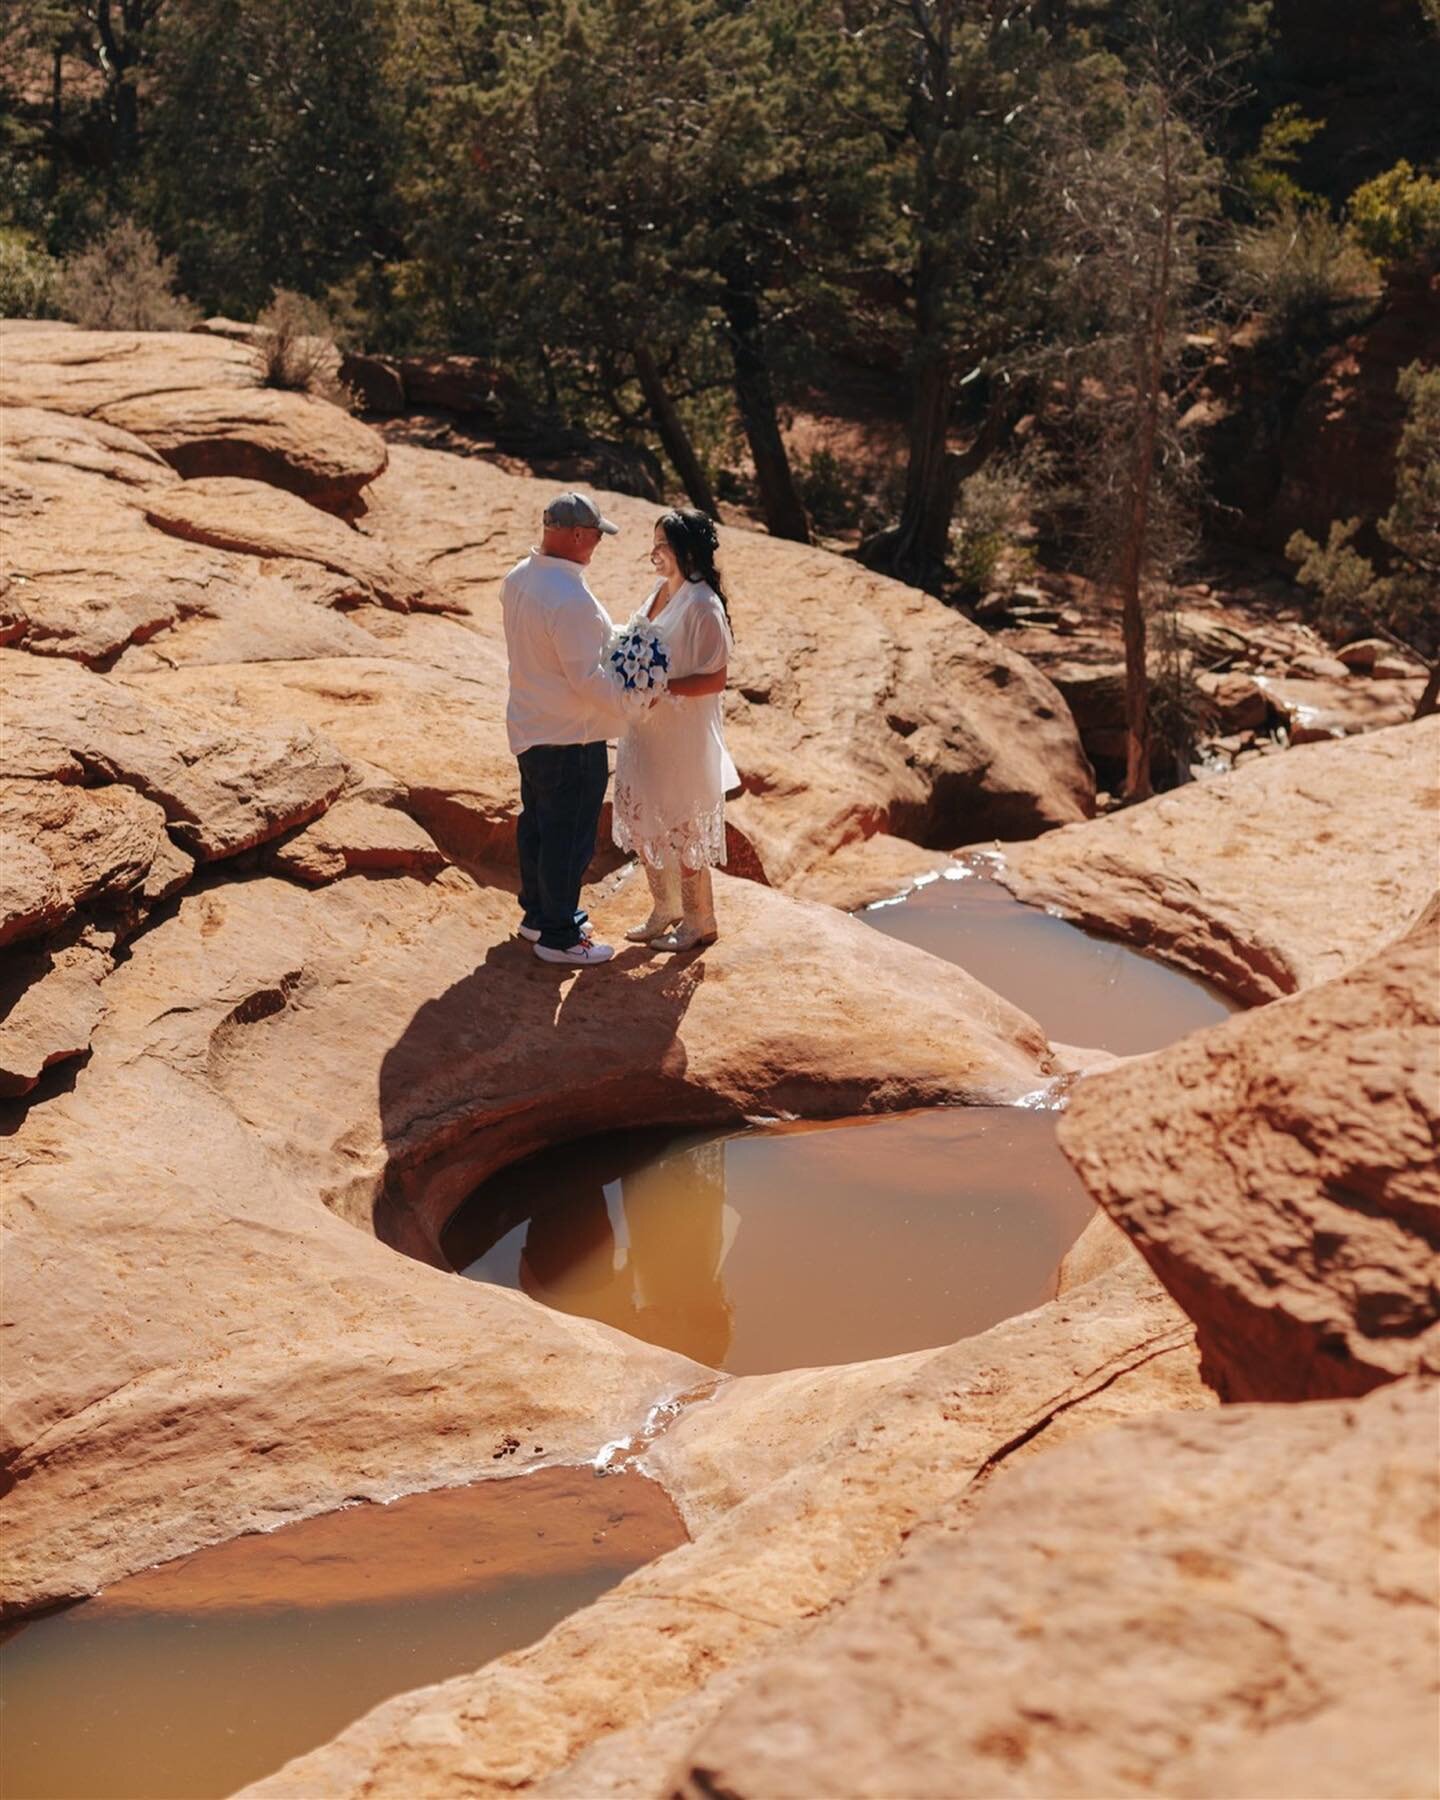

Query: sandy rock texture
left=244, top=1248, right=1210, bottom=1799
left=0, top=326, right=387, bottom=504
left=657, top=1379, right=1438, bottom=1800
left=1060, top=894, right=1440, bottom=1402
left=992, top=718, right=1439, bottom=1002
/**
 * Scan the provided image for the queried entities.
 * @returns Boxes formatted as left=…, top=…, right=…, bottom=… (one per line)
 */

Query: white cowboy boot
left=625, top=858, right=683, bottom=942
left=653, top=866, right=718, bottom=952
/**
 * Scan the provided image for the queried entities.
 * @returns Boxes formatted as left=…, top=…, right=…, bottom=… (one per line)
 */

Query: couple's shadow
left=374, top=926, right=709, bottom=1268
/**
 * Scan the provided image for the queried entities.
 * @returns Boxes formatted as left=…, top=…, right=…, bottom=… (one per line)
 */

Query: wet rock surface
left=245, top=1248, right=1212, bottom=1799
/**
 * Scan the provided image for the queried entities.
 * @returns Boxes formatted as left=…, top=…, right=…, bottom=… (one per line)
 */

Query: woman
left=613, top=508, right=738, bottom=951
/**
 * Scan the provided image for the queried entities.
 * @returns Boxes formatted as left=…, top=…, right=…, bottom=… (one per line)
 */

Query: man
left=501, top=492, right=630, bottom=966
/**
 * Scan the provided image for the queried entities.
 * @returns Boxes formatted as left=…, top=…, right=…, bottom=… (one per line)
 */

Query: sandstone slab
left=994, top=718, right=1440, bottom=1002
left=0, top=325, right=387, bottom=506
left=661, top=1380, right=1438, bottom=1800
left=116, top=655, right=513, bottom=864
left=0, top=778, right=170, bottom=938
left=1256, top=671, right=1424, bottom=744
left=2, top=651, right=347, bottom=860
left=0, top=937, right=112, bottom=1097
left=141, top=476, right=451, bottom=614
left=1060, top=894, right=1440, bottom=1401
left=269, top=798, right=448, bottom=885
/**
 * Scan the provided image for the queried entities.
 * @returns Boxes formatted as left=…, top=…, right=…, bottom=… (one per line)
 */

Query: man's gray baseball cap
left=543, top=491, right=619, bottom=534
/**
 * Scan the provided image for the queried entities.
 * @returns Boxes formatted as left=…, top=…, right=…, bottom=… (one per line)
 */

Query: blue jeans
left=516, top=742, right=609, bottom=949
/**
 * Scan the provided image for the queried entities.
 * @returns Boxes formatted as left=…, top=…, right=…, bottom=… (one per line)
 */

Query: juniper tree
left=1041, top=36, right=1225, bottom=799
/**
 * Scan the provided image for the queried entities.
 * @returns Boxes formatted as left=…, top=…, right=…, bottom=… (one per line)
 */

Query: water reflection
left=455, top=1133, right=735, bottom=1368
left=863, top=864, right=1237, bottom=1054
left=444, top=1111, right=1095, bottom=1375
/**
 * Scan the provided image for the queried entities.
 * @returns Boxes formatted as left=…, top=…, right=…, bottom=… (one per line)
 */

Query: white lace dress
left=612, top=579, right=739, bottom=870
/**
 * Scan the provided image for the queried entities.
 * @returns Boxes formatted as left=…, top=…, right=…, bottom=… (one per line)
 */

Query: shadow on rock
left=374, top=933, right=708, bottom=1267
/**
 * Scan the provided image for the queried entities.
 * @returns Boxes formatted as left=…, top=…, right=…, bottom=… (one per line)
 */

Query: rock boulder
left=1059, top=894, right=1440, bottom=1401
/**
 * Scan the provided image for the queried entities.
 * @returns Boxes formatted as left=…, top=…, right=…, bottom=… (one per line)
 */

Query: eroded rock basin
left=443, top=1110, right=1096, bottom=1373
left=862, top=863, right=1239, bottom=1053
left=0, top=1468, right=684, bottom=1800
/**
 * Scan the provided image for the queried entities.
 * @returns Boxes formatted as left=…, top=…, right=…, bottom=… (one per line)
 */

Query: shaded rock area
left=992, top=718, right=1439, bottom=1002
left=985, top=568, right=1426, bottom=785
left=1061, top=894, right=1440, bottom=1401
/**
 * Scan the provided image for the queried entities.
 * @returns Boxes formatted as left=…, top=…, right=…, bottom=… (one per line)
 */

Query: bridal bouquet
left=607, top=624, right=671, bottom=698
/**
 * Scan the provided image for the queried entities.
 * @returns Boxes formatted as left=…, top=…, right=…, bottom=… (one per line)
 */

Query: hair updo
left=659, top=507, right=732, bottom=630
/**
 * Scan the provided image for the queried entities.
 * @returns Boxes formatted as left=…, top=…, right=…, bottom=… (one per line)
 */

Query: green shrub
left=0, top=229, right=62, bottom=318
left=1232, top=205, right=1379, bottom=349
left=56, top=220, right=199, bottom=330
left=796, top=447, right=869, bottom=535
left=949, top=456, right=1036, bottom=598
left=1238, top=105, right=1326, bottom=218
left=1347, top=161, right=1440, bottom=271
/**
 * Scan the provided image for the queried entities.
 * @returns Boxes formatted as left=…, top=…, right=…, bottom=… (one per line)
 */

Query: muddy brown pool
left=862, top=865, right=1237, bottom=1054
left=0, top=1468, right=684, bottom=1800
left=444, top=1109, right=1095, bottom=1374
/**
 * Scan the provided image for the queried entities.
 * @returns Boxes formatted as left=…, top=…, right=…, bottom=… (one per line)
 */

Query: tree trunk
left=49, top=43, right=64, bottom=194
left=858, top=243, right=959, bottom=593
left=1416, top=660, right=1440, bottom=719
left=719, top=275, right=810, bottom=544
left=633, top=344, right=719, bottom=516
left=1118, top=98, right=1179, bottom=803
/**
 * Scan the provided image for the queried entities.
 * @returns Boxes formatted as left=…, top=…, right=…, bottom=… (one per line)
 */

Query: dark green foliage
left=142, top=0, right=400, bottom=315
left=1287, top=360, right=1440, bottom=710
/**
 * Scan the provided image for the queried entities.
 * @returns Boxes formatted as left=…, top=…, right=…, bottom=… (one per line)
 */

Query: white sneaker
left=533, top=936, right=616, bottom=966
left=518, top=923, right=541, bottom=942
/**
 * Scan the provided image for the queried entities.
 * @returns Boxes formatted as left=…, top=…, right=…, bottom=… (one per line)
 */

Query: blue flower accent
left=608, top=628, right=670, bottom=692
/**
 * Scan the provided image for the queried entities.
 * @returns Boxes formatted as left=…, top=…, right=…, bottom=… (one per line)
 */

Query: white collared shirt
left=501, top=550, right=629, bottom=755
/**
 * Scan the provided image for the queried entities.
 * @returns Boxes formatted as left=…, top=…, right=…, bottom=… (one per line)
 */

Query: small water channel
left=444, top=1109, right=1095, bottom=1374
left=0, top=1468, right=684, bottom=1800
left=860, top=862, right=1237, bottom=1055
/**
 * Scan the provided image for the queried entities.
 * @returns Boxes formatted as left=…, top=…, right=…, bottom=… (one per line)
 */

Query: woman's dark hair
left=659, top=508, right=732, bottom=629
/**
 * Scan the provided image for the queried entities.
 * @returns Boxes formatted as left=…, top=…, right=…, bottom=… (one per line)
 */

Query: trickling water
left=0, top=1468, right=685, bottom=1800
left=444, top=1109, right=1096, bottom=1375
left=861, top=863, right=1238, bottom=1055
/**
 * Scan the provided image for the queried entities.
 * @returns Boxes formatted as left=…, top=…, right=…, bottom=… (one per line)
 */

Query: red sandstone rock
left=995, top=719, right=1439, bottom=1001
left=269, top=798, right=448, bottom=885
left=1256, top=671, right=1424, bottom=743
left=0, top=325, right=387, bottom=506
left=141, top=477, right=451, bottom=614
left=0, top=779, right=170, bottom=940
left=1059, top=894, right=1440, bottom=1402
left=1, top=651, right=347, bottom=861
left=657, top=1381, right=1438, bottom=1800
left=244, top=1248, right=1208, bottom=1799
